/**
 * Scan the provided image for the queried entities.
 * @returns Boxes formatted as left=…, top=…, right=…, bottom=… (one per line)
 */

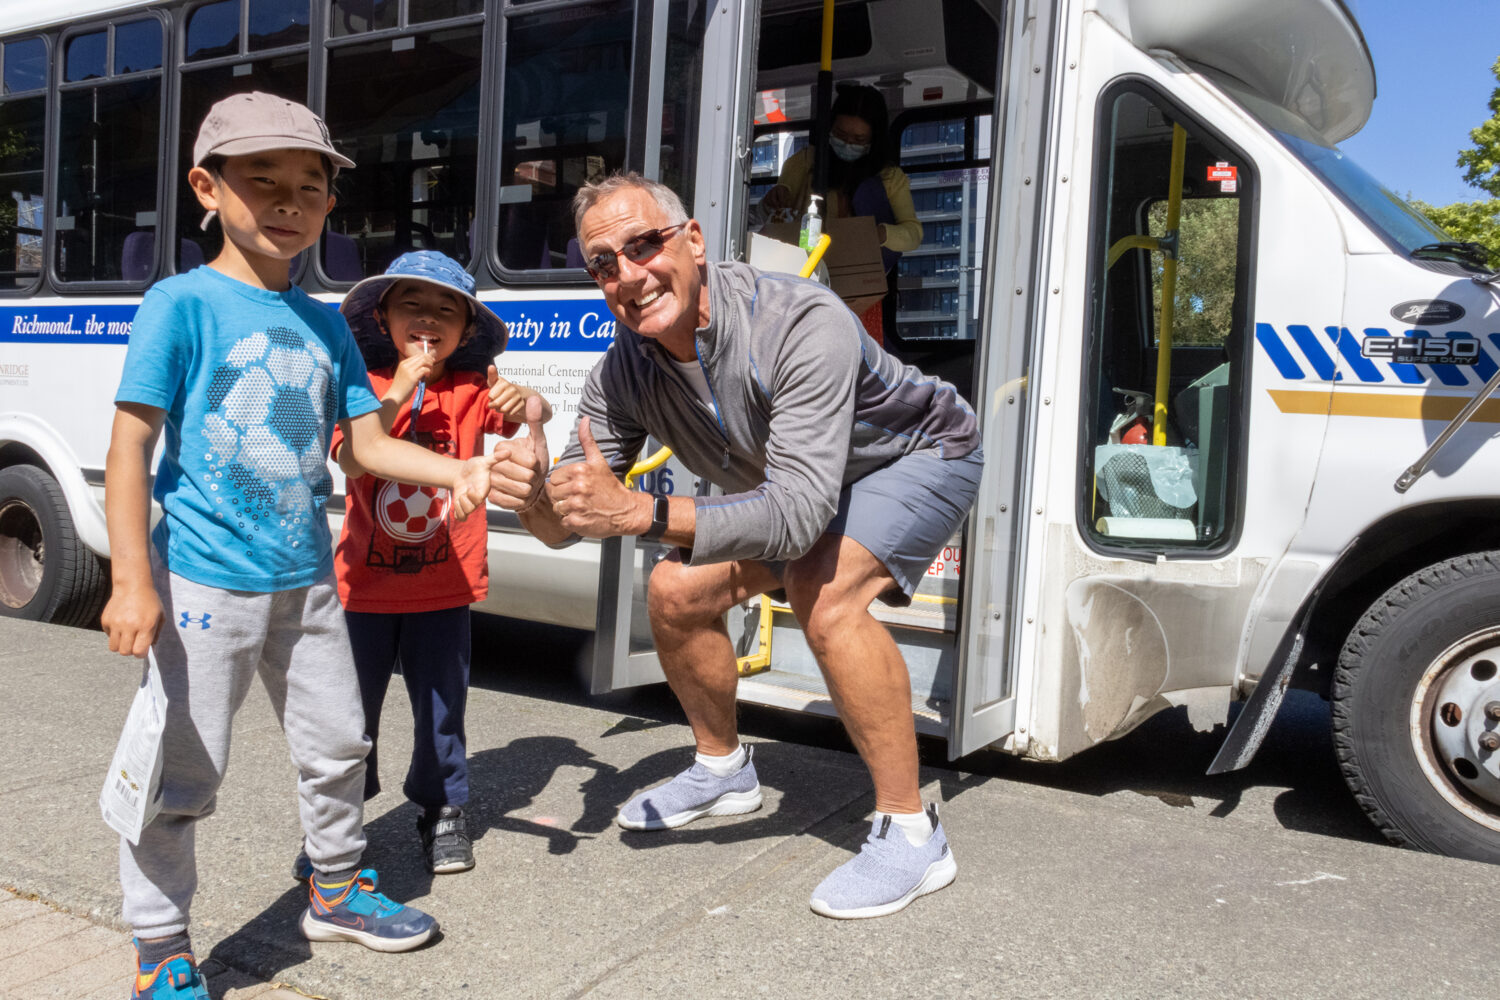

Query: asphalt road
left=1, top=613, right=1494, bottom=999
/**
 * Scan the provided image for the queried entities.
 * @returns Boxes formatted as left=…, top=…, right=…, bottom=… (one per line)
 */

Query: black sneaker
left=417, top=805, right=474, bottom=874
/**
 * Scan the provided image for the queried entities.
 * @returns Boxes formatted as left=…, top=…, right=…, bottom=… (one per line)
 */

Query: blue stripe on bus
left=0, top=300, right=618, bottom=352
left=1255, top=323, right=1305, bottom=379
left=1450, top=331, right=1497, bottom=382
left=1409, top=332, right=1471, bottom=386
left=1323, top=325, right=1382, bottom=383
left=1287, top=324, right=1339, bottom=380
left=1364, top=327, right=1427, bottom=384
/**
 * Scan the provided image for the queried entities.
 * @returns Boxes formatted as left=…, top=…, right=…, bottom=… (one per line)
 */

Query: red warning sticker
left=1207, top=162, right=1237, bottom=182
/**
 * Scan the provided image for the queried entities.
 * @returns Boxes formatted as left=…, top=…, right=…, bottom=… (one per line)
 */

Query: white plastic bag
left=99, top=653, right=167, bottom=845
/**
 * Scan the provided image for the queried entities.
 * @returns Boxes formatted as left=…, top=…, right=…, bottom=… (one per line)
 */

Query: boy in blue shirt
left=101, top=93, right=491, bottom=999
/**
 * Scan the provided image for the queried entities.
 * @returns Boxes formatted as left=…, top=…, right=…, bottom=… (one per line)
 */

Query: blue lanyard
left=408, top=381, right=425, bottom=442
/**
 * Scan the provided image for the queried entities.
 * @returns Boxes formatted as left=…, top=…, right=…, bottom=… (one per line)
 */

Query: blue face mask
left=828, top=135, right=870, bottom=162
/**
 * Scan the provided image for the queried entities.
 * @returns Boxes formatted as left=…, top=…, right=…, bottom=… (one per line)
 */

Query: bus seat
left=179, top=238, right=205, bottom=271
left=122, top=232, right=207, bottom=280
left=1173, top=363, right=1230, bottom=537
left=565, top=237, right=585, bottom=268
left=121, top=231, right=155, bottom=281
left=324, top=231, right=362, bottom=281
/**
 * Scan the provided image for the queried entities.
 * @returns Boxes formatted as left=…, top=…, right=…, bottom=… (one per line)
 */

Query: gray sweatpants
left=120, top=554, right=370, bottom=938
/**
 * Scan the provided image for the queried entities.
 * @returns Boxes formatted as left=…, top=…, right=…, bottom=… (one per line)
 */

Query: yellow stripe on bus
left=1268, top=389, right=1500, bottom=423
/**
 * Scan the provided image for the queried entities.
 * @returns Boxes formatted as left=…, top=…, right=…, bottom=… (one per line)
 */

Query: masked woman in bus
left=760, top=83, right=921, bottom=343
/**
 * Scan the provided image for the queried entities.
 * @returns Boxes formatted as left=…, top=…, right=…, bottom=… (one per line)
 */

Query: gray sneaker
left=809, top=805, right=957, bottom=919
left=616, top=745, right=763, bottom=830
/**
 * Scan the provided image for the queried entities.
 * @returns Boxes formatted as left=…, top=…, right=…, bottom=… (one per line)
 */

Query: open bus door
left=586, top=0, right=758, bottom=696
left=944, top=0, right=1057, bottom=758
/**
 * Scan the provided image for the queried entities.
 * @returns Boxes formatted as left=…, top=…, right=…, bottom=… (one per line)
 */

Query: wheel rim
left=0, top=497, right=45, bottom=610
left=1410, top=627, right=1500, bottom=833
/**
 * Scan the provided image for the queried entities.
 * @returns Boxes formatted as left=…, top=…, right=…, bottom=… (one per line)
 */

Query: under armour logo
left=179, top=612, right=212, bottom=630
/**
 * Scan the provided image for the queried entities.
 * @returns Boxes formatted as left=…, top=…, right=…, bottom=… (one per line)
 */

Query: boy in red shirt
left=331, top=251, right=551, bottom=873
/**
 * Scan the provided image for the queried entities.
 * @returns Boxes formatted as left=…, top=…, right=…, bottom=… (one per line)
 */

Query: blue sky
left=1338, top=0, right=1498, bottom=206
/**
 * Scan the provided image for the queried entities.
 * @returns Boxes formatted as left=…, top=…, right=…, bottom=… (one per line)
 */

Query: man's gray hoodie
left=554, top=260, right=981, bottom=566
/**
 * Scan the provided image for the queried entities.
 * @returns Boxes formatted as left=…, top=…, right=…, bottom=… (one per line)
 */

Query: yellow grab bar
left=1107, top=234, right=1162, bottom=270
left=1151, top=123, right=1187, bottom=446
left=624, top=445, right=672, bottom=488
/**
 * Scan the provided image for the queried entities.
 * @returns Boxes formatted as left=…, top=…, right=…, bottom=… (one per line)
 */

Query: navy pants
left=345, top=606, right=471, bottom=811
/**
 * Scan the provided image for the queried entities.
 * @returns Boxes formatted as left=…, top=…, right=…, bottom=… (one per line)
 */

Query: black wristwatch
left=640, top=493, right=669, bottom=542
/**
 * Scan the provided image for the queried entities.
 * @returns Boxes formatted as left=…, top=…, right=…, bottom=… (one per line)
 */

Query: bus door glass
left=178, top=0, right=312, bottom=277
left=890, top=105, right=990, bottom=404
left=1080, top=84, right=1253, bottom=555
left=0, top=36, right=46, bottom=292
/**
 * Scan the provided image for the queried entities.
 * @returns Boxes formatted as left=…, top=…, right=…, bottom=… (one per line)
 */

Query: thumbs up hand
left=547, top=416, right=651, bottom=538
left=487, top=394, right=550, bottom=512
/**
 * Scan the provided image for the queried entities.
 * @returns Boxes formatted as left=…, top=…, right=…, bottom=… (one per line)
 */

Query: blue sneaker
left=300, top=869, right=438, bottom=952
left=131, top=944, right=209, bottom=1000
left=616, top=746, right=762, bottom=830
left=808, top=805, right=957, bottom=919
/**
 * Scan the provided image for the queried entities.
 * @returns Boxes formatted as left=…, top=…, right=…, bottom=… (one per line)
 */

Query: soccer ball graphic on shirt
left=201, top=326, right=337, bottom=548
left=376, top=480, right=451, bottom=542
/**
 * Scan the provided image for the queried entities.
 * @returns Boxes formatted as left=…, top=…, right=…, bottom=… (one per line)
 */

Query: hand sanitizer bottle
left=798, top=194, right=823, bottom=251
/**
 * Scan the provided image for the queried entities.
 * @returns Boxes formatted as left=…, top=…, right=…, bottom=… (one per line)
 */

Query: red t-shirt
left=332, top=368, right=516, bottom=613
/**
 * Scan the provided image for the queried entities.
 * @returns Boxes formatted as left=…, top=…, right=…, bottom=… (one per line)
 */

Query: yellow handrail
left=1151, top=123, right=1187, bottom=446
left=1107, top=234, right=1162, bottom=270
left=623, top=446, right=672, bottom=488
left=624, top=233, right=832, bottom=486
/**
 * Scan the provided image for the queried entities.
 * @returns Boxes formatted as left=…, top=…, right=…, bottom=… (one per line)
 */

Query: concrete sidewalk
left=0, top=892, right=302, bottom=999
left=2, top=615, right=1498, bottom=999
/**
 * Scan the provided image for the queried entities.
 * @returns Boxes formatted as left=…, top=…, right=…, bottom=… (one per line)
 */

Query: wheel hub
left=1420, top=632, right=1500, bottom=815
left=0, top=497, right=45, bottom=609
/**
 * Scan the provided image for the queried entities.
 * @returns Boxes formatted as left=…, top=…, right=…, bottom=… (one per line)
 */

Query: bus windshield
left=1270, top=128, right=1448, bottom=255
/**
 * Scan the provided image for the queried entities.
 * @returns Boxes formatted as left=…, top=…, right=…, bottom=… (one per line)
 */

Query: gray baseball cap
left=193, top=91, right=355, bottom=172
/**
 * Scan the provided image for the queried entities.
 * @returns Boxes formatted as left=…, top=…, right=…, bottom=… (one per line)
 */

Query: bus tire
left=1332, top=551, right=1500, bottom=863
left=0, top=464, right=108, bottom=628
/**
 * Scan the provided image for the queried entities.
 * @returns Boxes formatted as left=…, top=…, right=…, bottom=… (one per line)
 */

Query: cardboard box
left=753, top=215, right=888, bottom=314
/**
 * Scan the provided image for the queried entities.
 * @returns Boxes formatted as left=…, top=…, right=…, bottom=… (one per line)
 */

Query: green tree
left=1410, top=197, right=1500, bottom=268
left=1147, top=198, right=1239, bottom=346
left=1414, top=55, right=1500, bottom=267
left=1458, top=57, right=1500, bottom=197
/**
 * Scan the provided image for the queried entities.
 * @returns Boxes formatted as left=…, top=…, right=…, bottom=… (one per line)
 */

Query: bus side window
left=0, top=36, right=47, bottom=293
left=177, top=0, right=312, bottom=277
left=1081, top=86, right=1253, bottom=552
left=54, top=18, right=164, bottom=285
left=495, top=0, right=634, bottom=277
left=322, top=12, right=484, bottom=282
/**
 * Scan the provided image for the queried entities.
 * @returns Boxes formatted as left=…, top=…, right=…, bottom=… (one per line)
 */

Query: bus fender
left=1206, top=548, right=1351, bottom=774
left=0, top=413, right=109, bottom=557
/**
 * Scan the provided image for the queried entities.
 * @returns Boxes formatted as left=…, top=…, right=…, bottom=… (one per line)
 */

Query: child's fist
left=451, top=455, right=496, bottom=521
left=487, top=365, right=528, bottom=421
left=391, top=351, right=435, bottom=401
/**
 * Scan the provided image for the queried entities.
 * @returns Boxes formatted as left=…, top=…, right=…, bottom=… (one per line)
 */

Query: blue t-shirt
left=116, top=266, right=381, bottom=592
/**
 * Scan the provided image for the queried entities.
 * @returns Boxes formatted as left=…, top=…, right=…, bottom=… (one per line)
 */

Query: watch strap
left=640, top=493, right=669, bottom=542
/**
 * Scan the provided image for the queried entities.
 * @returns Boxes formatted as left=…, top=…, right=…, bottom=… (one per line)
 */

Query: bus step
left=737, top=668, right=947, bottom=737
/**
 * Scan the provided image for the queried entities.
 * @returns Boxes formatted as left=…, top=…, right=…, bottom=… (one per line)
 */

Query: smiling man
left=487, top=172, right=984, bottom=919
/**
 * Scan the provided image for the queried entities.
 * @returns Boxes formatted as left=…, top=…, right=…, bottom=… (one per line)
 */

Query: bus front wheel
left=1333, top=551, right=1500, bottom=864
left=0, top=464, right=107, bottom=628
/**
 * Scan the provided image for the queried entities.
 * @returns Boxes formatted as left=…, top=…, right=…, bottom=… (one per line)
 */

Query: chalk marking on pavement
left=1275, top=872, right=1346, bottom=886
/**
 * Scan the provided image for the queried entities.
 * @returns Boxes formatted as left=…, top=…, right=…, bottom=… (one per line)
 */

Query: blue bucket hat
left=340, top=251, right=507, bottom=373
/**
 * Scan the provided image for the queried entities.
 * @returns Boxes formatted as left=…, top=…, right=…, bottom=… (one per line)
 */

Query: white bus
left=6, top=0, right=1500, bottom=864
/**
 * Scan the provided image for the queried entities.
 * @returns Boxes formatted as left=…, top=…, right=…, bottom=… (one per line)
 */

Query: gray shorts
left=767, top=447, right=984, bottom=606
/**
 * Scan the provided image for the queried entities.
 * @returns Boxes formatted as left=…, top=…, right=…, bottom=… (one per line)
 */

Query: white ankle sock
left=695, top=744, right=746, bottom=777
left=882, top=809, right=935, bottom=846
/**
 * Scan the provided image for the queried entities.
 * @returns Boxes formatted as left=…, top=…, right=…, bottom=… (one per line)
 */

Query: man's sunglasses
left=584, top=223, right=687, bottom=279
